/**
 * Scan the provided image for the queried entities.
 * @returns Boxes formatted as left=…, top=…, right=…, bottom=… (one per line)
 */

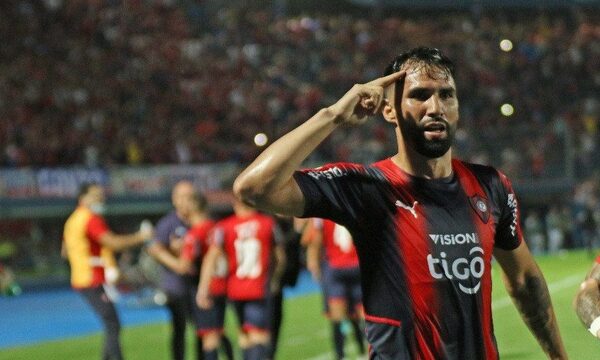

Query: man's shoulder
left=156, top=211, right=183, bottom=228
left=300, top=161, right=379, bottom=179
left=453, top=159, right=503, bottom=183
left=65, top=207, right=92, bottom=227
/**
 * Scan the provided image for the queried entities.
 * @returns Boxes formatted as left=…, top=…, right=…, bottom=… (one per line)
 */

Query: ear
left=382, top=103, right=398, bottom=125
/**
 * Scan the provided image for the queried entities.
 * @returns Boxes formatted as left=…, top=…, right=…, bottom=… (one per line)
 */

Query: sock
left=332, top=321, right=345, bottom=360
left=220, top=335, right=234, bottom=360
left=247, top=344, right=267, bottom=360
left=351, top=319, right=366, bottom=354
left=204, top=349, right=218, bottom=360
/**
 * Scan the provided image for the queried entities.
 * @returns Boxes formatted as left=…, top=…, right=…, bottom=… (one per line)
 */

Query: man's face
left=172, top=181, right=195, bottom=217
left=396, top=65, right=459, bottom=158
left=82, top=185, right=106, bottom=214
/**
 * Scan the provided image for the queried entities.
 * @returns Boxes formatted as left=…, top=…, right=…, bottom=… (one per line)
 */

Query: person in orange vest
left=63, top=182, right=152, bottom=360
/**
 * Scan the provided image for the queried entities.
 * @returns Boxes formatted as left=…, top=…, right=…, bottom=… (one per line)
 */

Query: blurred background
left=0, top=0, right=598, bottom=357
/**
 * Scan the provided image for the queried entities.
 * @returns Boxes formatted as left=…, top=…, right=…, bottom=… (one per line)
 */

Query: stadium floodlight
left=499, top=39, right=513, bottom=52
left=254, top=133, right=268, bottom=147
left=500, top=103, right=515, bottom=117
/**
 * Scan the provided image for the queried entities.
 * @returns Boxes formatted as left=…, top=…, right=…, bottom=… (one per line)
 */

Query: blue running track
left=0, top=271, right=319, bottom=349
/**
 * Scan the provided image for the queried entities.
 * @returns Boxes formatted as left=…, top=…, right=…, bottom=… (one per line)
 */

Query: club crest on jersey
left=469, top=195, right=489, bottom=224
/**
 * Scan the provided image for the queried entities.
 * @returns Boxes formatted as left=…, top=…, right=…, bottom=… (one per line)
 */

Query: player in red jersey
left=306, top=218, right=365, bottom=360
left=574, top=255, right=600, bottom=339
left=233, top=47, right=567, bottom=359
left=161, top=192, right=234, bottom=360
left=197, top=198, right=285, bottom=360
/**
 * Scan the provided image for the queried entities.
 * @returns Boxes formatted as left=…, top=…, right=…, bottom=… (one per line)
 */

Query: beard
left=399, top=117, right=455, bottom=159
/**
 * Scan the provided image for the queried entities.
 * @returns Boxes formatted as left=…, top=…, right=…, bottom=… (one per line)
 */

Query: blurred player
left=171, top=192, right=234, bottom=360
left=63, top=182, right=152, bottom=360
left=268, top=216, right=304, bottom=360
left=233, top=47, right=567, bottom=358
left=147, top=180, right=203, bottom=360
left=197, top=199, right=285, bottom=360
left=306, top=218, right=365, bottom=360
left=574, top=255, right=600, bottom=339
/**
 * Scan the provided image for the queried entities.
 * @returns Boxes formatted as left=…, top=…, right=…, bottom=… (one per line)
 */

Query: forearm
left=574, top=263, right=600, bottom=336
left=306, top=240, right=322, bottom=278
left=574, top=279, right=600, bottom=327
left=504, top=271, right=567, bottom=358
left=271, top=247, right=287, bottom=289
left=101, top=232, right=144, bottom=252
left=147, top=243, right=183, bottom=273
left=198, top=247, right=219, bottom=295
left=233, top=107, right=339, bottom=213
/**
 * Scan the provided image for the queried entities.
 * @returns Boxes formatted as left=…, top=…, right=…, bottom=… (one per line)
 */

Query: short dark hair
left=77, top=182, right=99, bottom=201
left=384, top=47, right=455, bottom=79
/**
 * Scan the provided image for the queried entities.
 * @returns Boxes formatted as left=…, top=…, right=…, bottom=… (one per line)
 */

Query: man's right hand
left=327, top=70, right=405, bottom=125
left=196, top=289, right=213, bottom=310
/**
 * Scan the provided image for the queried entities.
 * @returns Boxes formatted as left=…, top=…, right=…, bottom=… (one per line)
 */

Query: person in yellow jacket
left=63, top=183, right=152, bottom=360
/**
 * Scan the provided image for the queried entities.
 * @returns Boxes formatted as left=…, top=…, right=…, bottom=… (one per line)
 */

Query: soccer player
left=175, top=192, right=234, bottom=360
left=574, top=255, right=600, bottom=339
left=268, top=216, right=304, bottom=360
left=63, top=183, right=152, bottom=360
left=232, top=47, right=568, bottom=359
left=306, top=218, right=365, bottom=360
left=147, top=180, right=203, bottom=360
left=197, top=198, right=286, bottom=360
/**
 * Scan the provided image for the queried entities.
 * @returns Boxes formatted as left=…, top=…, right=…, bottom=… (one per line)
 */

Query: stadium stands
left=0, top=1, right=597, bottom=181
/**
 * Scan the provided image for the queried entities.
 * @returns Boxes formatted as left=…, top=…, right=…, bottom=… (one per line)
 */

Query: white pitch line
left=299, top=273, right=583, bottom=360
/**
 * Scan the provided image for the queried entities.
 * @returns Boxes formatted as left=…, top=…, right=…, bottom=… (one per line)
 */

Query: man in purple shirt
left=148, top=180, right=202, bottom=360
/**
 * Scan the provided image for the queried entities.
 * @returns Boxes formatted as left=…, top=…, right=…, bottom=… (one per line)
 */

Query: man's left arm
left=270, top=223, right=287, bottom=293
left=573, top=260, right=600, bottom=338
left=494, top=243, right=568, bottom=359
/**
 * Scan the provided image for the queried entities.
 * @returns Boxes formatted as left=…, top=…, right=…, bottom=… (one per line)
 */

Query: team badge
left=469, top=195, right=490, bottom=224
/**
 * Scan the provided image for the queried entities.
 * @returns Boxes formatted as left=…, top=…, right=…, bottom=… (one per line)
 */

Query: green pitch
left=2, top=250, right=599, bottom=359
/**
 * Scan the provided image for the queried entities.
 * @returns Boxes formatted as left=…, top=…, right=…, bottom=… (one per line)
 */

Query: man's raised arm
left=233, top=71, right=405, bottom=216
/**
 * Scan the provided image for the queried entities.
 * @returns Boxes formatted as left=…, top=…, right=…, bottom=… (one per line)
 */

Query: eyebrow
left=406, top=86, right=455, bottom=95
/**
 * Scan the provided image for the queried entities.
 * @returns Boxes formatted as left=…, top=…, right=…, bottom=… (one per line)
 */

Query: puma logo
left=395, top=200, right=418, bottom=218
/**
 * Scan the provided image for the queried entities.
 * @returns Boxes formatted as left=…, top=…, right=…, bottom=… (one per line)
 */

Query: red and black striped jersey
left=294, top=158, right=523, bottom=360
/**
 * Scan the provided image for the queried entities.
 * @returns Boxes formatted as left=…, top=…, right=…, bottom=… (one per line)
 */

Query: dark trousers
left=166, top=292, right=203, bottom=360
left=79, top=286, right=122, bottom=360
left=269, top=291, right=284, bottom=359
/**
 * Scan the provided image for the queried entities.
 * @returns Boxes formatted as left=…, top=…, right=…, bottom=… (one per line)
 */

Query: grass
left=2, top=250, right=600, bottom=359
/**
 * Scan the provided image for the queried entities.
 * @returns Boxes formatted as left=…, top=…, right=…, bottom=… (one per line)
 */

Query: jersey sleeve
left=595, top=255, right=600, bottom=265
left=209, top=226, right=225, bottom=248
left=293, top=163, right=370, bottom=225
left=493, top=171, right=524, bottom=250
left=86, top=214, right=110, bottom=243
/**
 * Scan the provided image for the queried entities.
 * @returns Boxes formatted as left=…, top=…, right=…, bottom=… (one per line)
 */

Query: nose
left=426, top=95, right=443, bottom=117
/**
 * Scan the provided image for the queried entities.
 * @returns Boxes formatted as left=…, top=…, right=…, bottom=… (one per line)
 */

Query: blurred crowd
left=525, top=175, right=600, bottom=254
left=0, top=1, right=598, bottom=181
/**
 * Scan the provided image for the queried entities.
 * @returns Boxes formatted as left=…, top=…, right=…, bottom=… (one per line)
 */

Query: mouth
left=422, top=121, right=448, bottom=139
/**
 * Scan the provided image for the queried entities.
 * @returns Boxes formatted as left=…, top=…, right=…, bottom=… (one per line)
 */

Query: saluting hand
left=327, top=71, right=405, bottom=125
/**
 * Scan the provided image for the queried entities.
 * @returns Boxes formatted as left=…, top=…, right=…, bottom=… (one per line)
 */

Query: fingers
left=367, top=70, right=406, bottom=87
left=359, top=85, right=387, bottom=114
